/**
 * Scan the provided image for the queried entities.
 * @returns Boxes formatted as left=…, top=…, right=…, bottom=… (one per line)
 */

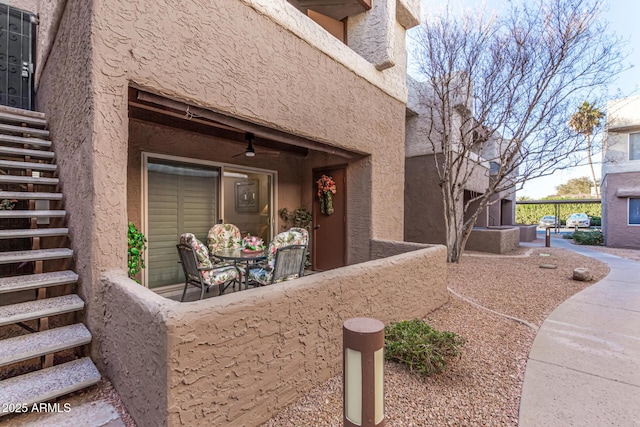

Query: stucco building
left=602, top=95, right=640, bottom=248
left=0, top=1, right=453, bottom=425
left=404, top=76, right=517, bottom=251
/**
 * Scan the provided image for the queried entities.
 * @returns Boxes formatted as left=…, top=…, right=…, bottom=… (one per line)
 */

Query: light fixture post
left=545, top=227, right=551, bottom=247
left=343, top=318, right=385, bottom=427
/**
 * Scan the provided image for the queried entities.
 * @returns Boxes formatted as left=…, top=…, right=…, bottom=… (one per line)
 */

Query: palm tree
left=569, top=101, right=604, bottom=197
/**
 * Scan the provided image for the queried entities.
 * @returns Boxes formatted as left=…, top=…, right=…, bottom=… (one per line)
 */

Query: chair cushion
left=180, top=233, right=214, bottom=269
left=202, top=265, right=239, bottom=287
left=247, top=267, right=272, bottom=286
left=208, top=224, right=242, bottom=253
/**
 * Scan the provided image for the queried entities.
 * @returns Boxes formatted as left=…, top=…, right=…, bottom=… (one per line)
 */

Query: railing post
left=545, top=227, right=551, bottom=247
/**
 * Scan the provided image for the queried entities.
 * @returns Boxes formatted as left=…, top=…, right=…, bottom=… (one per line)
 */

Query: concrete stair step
left=0, top=209, right=66, bottom=219
left=0, top=145, right=54, bottom=159
left=0, top=105, right=45, bottom=119
left=0, top=294, right=84, bottom=326
left=0, top=357, right=100, bottom=416
left=0, top=270, right=78, bottom=294
left=0, top=228, right=68, bottom=240
left=0, top=110, right=47, bottom=128
left=0, top=248, right=73, bottom=265
left=0, top=133, right=51, bottom=148
left=0, top=123, right=49, bottom=138
left=0, top=175, right=58, bottom=185
left=0, top=159, right=56, bottom=171
left=0, top=324, right=92, bottom=367
left=0, top=191, right=63, bottom=200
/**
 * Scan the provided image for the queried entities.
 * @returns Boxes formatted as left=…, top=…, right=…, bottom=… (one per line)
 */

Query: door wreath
left=316, top=174, right=337, bottom=215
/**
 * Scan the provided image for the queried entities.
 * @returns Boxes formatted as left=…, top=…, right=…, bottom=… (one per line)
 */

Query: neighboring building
left=404, top=76, right=516, bottom=247
left=602, top=95, right=640, bottom=248
left=0, top=1, right=452, bottom=425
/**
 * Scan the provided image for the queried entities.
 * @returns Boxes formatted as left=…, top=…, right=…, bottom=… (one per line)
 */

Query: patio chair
left=287, top=227, right=309, bottom=245
left=207, top=223, right=242, bottom=256
left=177, top=233, right=239, bottom=301
left=246, top=229, right=307, bottom=286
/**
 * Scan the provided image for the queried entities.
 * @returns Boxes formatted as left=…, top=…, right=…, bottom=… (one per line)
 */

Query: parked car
left=538, top=215, right=557, bottom=228
left=566, top=213, right=590, bottom=228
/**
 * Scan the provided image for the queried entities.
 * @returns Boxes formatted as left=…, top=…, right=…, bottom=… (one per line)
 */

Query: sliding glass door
left=146, top=159, right=220, bottom=289
left=222, top=169, right=272, bottom=244
left=144, top=155, right=275, bottom=290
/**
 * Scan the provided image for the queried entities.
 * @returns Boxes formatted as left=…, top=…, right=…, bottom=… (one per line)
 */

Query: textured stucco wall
left=602, top=172, right=640, bottom=248
left=465, top=226, right=520, bottom=254
left=404, top=154, right=490, bottom=244
left=101, top=245, right=448, bottom=427
left=603, top=95, right=640, bottom=177
left=100, top=270, right=170, bottom=427
left=35, top=0, right=103, bottom=349
left=5, top=0, right=37, bottom=13
left=33, top=0, right=66, bottom=88
left=405, top=155, right=446, bottom=244
left=515, top=225, right=537, bottom=242
left=369, top=238, right=439, bottom=259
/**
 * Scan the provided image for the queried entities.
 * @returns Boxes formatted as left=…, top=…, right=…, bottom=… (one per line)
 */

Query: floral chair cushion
left=180, top=233, right=238, bottom=286
left=247, top=229, right=306, bottom=285
left=287, top=227, right=309, bottom=245
left=207, top=224, right=242, bottom=254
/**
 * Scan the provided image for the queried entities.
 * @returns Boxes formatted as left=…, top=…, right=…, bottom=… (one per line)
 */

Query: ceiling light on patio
left=245, top=133, right=256, bottom=157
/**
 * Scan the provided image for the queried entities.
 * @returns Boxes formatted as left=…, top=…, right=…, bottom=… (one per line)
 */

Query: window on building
left=630, top=133, right=640, bottom=160
left=630, top=198, right=640, bottom=225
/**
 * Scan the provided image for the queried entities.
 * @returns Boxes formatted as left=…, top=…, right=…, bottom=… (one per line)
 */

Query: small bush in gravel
left=572, top=230, right=604, bottom=245
left=384, top=319, right=465, bottom=376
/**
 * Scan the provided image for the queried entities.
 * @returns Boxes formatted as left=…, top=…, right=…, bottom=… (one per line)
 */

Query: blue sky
left=520, top=0, right=640, bottom=198
left=415, top=0, right=640, bottom=198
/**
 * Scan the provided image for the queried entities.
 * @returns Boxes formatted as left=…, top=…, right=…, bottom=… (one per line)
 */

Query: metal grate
left=0, top=4, right=34, bottom=110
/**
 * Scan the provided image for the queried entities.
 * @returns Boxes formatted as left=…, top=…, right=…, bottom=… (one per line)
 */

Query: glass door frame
left=141, top=152, right=278, bottom=290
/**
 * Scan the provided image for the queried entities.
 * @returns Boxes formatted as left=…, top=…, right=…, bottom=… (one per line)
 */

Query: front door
left=0, top=4, right=35, bottom=110
left=312, top=166, right=346, bottom=271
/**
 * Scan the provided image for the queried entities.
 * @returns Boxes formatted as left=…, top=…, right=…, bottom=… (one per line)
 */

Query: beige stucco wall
left=404, top=153, right=489, bottom=245
left=4, top=0, right=37, bottom=13
left=602, top=172, right=640, bottom=248
left=465, top=226, right=520, bottom=254
left=35, top=0, right=410, bottom=363
left=101, top=244, right=448, bottom=427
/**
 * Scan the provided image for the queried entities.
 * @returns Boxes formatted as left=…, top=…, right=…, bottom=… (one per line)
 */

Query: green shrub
left=516, top=202, right=601, bottom=225
left=572, top=230, right=604, bottom=246
left=563, top=233, right=574, bottom=239
left=127, top=222, right=147, bottom=283
left=384, top=319, right=465, bottom=376
left=589, top=216, right=602, bottom=226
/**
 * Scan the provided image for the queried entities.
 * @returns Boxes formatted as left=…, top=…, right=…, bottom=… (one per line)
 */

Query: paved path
left=519, top=239, right=640, bottom=426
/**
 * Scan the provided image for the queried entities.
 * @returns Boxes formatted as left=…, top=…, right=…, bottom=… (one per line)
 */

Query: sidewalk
left=519, top=238, right=640, bottom=426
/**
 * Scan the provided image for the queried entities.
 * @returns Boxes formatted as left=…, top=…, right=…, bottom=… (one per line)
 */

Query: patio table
left=213, top=248, right=266, bottom=290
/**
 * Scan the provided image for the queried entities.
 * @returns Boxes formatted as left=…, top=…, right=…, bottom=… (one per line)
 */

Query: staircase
left=0, top=106, right=100, bottom=416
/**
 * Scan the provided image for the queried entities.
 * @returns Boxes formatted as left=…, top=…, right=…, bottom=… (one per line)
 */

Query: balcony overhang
left=288, top=0, right=371, bottom=21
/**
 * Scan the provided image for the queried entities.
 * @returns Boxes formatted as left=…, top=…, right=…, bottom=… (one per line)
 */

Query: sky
left=520, top=0, right=640, bottom=199
left=414, top=0, right=640, bottom=199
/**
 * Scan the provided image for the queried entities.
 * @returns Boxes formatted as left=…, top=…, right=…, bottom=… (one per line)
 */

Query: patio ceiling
left=128, top=88, right=362, bottom=160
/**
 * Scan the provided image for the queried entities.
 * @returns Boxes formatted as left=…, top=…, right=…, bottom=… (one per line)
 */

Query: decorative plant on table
left=127, top=222, right=147, bottom=283
left=316, top=174, right=337, bottom=215
left=242, top=234, right=265, bottom=252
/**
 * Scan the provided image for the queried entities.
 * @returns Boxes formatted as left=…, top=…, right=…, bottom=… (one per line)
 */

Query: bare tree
left=409, top=0, right=625, bottom=262
left=569, top=101, right=604, bottom=197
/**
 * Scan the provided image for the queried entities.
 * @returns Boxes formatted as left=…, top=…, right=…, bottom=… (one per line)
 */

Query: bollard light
left=545, top=227, right=551, bottom=247
left=343, top=318, right=385, bottom=427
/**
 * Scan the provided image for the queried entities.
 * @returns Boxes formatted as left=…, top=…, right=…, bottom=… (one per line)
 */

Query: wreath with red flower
left=316, top=174, right=337, bottom=215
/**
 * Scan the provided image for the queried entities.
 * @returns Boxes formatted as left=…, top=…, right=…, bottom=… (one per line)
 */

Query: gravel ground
left=5, top=245, right=610, bottom=426
left=262, top=246, right=609, bottom=427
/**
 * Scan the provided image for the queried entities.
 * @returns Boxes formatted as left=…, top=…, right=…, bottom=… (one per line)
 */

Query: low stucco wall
left=515, top=225, right=537, bottom=242
left=101, top=244, right=448, bottom=427
left=466, top=226, right=520, bottom=254
left=370, top=238, right=436, bottom=259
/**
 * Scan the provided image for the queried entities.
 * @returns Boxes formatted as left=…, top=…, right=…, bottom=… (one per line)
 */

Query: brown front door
left=312, top=166, right=346, bottom=271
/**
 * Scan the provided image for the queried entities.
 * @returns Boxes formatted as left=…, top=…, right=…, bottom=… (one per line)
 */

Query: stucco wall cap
left=100, top=270, right=175, bottom=322
left=616, top=188, right=640, bottom=197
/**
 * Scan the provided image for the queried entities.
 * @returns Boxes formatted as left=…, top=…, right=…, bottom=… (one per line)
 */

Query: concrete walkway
left=519, top=238, right=640, bottom=426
